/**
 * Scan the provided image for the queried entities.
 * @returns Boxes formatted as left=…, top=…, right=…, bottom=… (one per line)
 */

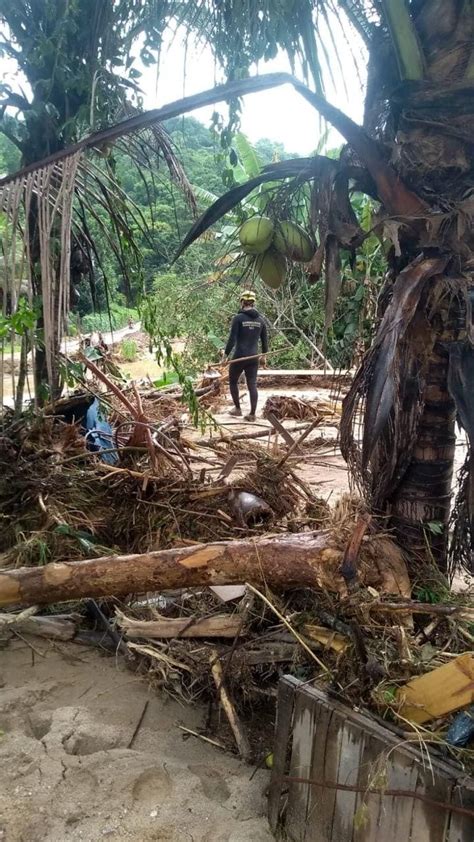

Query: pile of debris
left=0, top=355, right=336, bottom=567
left=263, top=393, right=340, bottom=423
left=1, top=365, right=473, bottom=774
left=0, top=521, right=472, bottom=767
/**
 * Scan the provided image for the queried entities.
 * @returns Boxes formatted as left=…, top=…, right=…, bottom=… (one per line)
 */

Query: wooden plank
left=331, top=720, right=364, bottom=842
left=268, top=678, right=296, bottom=834
left=446, top=778, right=474, bottom=842
left=265, top=411, right=297, bottom=447
left=381, top=749, right=418, bottom=839
left=305, top=706, right=341, bottom=842
left=286, top=681, right=467, bottom=782
left=409, top=762, right=452, bottom=842
left=396, top=654, right=474, bottom=724
left=286, top=692, right=320, bottom=841
left=276, top=678, right=474, bottom=842
left=352, top=731, right=384, bottom=842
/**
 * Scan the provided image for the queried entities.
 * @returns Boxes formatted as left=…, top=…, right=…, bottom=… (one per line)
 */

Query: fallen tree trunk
left=0, top=532, right=410, bottom=609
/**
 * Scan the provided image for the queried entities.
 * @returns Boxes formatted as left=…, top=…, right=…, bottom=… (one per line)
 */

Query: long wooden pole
left=0, top=533, right=409, bottom=609
left=0, top=534, right=336, bottom=608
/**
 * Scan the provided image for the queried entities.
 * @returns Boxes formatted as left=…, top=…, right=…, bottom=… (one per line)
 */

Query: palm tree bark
left=14, top=332, right=30, bottom=415
left=388, top=342, right=456, bottom=570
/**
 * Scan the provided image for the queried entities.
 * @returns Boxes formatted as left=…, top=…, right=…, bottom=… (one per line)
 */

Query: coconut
left=238, top=216, right=274, bottom=255
left=256, top=249, right=287, bottom=289
left=273, top=221, right=314, bottom=262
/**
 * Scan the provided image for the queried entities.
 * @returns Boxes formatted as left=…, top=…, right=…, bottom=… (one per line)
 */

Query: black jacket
left=225, top=308, right=269, bottom=359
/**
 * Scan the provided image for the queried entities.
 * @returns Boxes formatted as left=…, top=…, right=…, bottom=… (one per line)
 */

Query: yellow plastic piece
left=396, top=653, right=474, bottom=724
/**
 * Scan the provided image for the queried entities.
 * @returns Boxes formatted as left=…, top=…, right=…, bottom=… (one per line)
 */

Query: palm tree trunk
left=24, top=145, right=63, bottom=404
left=388, top=341, right=456, bottom=571
left=14, top=332, right=30, bottom=415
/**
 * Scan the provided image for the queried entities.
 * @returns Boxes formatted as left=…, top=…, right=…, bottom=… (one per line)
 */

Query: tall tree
left=175, top=1, right=474, bottom=574
left=0, top=0, right=176, bottom=397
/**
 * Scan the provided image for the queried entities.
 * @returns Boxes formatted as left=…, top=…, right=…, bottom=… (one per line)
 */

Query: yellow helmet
left=241, top=289, right=256, bottom=302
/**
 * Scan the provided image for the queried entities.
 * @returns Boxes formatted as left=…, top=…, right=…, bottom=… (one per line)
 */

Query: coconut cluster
left=238, top=216, right=314, bottom=289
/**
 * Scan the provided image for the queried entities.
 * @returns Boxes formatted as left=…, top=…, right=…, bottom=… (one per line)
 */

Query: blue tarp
left=84, top=398, right=118, bottom=465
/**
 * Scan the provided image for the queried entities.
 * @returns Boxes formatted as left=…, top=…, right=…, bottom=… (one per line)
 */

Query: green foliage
left=53, top=524, right=112, bottom=556
left=413, top=582, right=450, bottom=605
left=140, top=296, right=214, bottom=432
left=80, top=306, right=137, bottom=334
left=426, top=520, right=444, bottom=536
left=381, top=0, right=425, bottom=81
left=120, top=339, right=138, bottom=362
left=0, top=132, right=20, bottom=174
left=0, top=298, right=36, bottom=339
left=0, top=0, right=169, bottom=159
left=152, top=371, right=180, bottom=388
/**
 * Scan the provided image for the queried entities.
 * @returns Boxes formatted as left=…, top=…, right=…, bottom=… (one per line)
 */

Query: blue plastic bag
left=446, top=705, right=474, bottom=747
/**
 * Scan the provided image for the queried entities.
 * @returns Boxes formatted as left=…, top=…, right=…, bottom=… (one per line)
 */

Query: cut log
left=0, top=532, right=410, bottom=609
left=117, top=612, right=242, bottom=639
left=0, top=614, right=76, bottom=641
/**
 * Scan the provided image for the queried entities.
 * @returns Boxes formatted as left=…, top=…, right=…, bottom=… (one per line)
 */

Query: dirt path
left=0, top=641, right=273, bottom=842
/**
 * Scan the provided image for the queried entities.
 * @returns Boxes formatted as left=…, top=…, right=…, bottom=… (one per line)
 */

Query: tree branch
left=283, top=776, right=474, bottom=820
left=0, top=72, right=425, bottom=216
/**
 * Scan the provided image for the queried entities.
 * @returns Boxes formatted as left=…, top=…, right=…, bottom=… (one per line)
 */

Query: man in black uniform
left=224, top=290, right=268, bottom=421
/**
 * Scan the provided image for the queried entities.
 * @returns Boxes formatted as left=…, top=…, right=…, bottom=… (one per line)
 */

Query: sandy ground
left=0, top=639, right=274, bottom=842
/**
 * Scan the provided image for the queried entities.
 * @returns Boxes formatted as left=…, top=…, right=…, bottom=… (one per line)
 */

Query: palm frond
left=340, top=255, right=449, bottom=506
left=380, top=0, right=425, bottom=80
left=173, top=156, right=333, bottom=261
left=333, top=0, right=378, bottom=46
left=1, top=70, right=424, bottom=215
left=0, top=74, right=298, bottom=188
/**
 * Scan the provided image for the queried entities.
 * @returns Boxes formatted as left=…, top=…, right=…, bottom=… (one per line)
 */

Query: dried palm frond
left=449, top=453, right=474, bottom=578
left=1, top=152, right=82, bottom=393
left=263, top=394, right=337, bottom=424
left=340, top=255, right=448, bottom=505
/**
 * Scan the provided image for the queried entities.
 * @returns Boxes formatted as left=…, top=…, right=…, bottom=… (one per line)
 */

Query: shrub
left=120, top=339, right=138, bottom=362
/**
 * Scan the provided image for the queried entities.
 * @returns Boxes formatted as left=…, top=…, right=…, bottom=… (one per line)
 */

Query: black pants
left=229, top=359, right=259, bottom=414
